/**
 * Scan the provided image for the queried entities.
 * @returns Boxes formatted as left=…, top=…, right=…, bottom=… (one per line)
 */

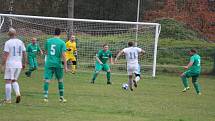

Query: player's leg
left=103, top=64, right=111, bottom=84
left=192, top=75, right=201, bottom=95
left=71, top=56, right=77, bottom=74
left=12, top=68, right=22, bottom=103
left=127, top=64, right=134, bottom=91
left=55, top=67, right=66, bottom=102
left=91, top=63, right=102, bottom=83
left=43, top=67, right=53, bottom=102
left=180, top=70, right=191, bottom=92
left=133, top=64, right=141, bottom=87
left=25, top=57, right=35, bottom=77
left=4, top=68, right=13, bottom=103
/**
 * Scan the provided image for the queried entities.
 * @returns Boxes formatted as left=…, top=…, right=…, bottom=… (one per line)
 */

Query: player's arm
left=62, top=51, right=68, bottom=72
left=22, top=51, right=27, bottom=68
left=184, top=57, right=194, bottom=69
left=95, top=50, right=103, bottom=64
left=62, top=43, right=68, bottom=72
left=66, top=41, right=72, bottom=51
left=38, top=44, right=43, bottom=55
left=2, top=52, right=9, bottom=67
left=95, top=56, right=103, bottom=65
left=109, top=52, right=113, bottom=64
left=22, top=42, right=27, bottom=68
left=115, top=50, right=124, bottom=63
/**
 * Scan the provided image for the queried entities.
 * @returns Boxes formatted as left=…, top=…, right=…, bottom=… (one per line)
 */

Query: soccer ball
left=122, top=83, right=129, bottom=90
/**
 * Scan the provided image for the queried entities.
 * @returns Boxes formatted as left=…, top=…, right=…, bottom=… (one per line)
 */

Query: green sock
left=181, top=76, right=189, bottom=88
left=43, top=82, right=49, bottom=98
left=92, top=72, right=98, bottom=82
left=58, top=82, right=64, bottom=97
left=192, top=79, right=201, bottom=93
left=107, top=72, right=111, bottom=82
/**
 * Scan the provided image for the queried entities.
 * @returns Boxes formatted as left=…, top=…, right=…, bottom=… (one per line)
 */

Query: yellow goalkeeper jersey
left=65, top=40, right=77, bottom=55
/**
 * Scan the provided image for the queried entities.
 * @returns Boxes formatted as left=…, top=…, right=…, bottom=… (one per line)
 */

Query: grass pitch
left=0, top=70, right=214, bottom=121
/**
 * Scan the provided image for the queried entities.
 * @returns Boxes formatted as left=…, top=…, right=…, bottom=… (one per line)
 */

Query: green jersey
left=45, top=37, right=66, bottom=68
left=96, top=49, right=112, bottom=64
left=189, top=54, right=201, bottom=73
left=27, top=43, right=41, bottom=58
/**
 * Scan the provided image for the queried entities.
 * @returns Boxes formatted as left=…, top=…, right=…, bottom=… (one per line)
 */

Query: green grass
left=0, top=70, right=215, bottom=121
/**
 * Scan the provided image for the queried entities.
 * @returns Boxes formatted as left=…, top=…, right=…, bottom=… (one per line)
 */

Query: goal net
left=0, top=14, right=160, bottom=77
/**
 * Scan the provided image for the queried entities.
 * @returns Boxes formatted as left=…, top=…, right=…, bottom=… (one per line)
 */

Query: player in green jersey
left=91, top=43, right=113, bottom=84
left=180, top=49, right=201, bottom=95
left=25, top=37, right=43, bottom=77
left=43, top=28, right=68, bottom=102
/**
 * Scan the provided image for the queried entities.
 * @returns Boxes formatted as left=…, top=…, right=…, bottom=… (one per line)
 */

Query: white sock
left=135, top=76, right=140, bottom=82
left=5, top=84, right=12, bottom=100
left=12, top=82, right=20, bottom=96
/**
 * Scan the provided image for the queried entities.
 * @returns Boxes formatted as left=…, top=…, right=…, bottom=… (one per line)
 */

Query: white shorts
left=127, top=63, right=140, bottom=75
left=4, top=68, right=22, bottom=80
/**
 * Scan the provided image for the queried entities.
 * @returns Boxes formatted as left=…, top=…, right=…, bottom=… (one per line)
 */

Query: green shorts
left=183, top=70, right=200, bottom=78
left=95, top=63, right=110, bottom=72
left=44, top=67, right=64, bottom=80
left=28, top=57, right=38, bottom=68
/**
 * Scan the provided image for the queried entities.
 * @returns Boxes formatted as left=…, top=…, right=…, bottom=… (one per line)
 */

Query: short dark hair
left=54, top=28, right=61, bottom=35
left=128, top=41, right=134, bottom=47
left=103, top=43, right=108, bottom=47
left=190, top=49, right=197, bottom=53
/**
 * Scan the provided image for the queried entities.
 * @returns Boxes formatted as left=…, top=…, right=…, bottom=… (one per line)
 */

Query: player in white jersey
left=115, top=41, right=145, bottom=91
left=2, top=28, right=26, bottom=103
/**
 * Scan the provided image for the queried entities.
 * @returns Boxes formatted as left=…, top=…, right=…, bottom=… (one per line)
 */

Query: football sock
left=192, top=80, right=201, bottom=94
left=12, top=82, right=20, bottom=96
left=58, top=82, right=64, bottom=97
left=5, top=84, right=12, bottom=101
left=106, top=72, right=111, bottom=82
left=92, top=72, right=98, bottom=82
left=128, top=80, right=133, bottom=88
left=181, top=76, right=189, bottom=88
left=43, top=82, right=49, bottom=98
left=71, top=65, right=76, bottom=73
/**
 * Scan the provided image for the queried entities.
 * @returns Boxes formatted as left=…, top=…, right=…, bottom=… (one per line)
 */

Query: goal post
left=0, top=13, right=161, bottom=77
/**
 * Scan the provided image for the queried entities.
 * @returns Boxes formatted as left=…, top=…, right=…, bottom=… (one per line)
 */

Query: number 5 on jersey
left=51, top=44, right=56, bottom=55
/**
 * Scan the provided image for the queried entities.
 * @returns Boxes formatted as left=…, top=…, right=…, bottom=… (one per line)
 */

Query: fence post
left=213, top=52, right=215, bottom=74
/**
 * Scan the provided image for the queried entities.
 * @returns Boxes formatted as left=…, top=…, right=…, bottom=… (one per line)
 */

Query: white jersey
left=4, top=38, right=26, bottom=68
left=123, top=47, right=142, bottom=65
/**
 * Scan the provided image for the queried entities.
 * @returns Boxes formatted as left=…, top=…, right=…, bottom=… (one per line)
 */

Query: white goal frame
left=0, top=13, right=161, bottom=77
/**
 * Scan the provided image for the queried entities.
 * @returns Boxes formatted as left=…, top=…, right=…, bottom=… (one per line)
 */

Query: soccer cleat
left=107, top=81, right=112, bottom=85
left=130, top=88, right=133, bottom=91
left=133, top=80, right=137, bottom=88
left=182, top=87, right=190, bottom=92
left=25, top=71, right=31, bottom=77
left=90, top=81, right=95, bottom=84
left=43, top=98, right=49, bottom=103
left=4, top=100, right=12, bottom=104
left=16, top=95, right=21, bottom=103
left=59, top=97, right=67, bottom=103
left=197, top=92, right=202, bottom=95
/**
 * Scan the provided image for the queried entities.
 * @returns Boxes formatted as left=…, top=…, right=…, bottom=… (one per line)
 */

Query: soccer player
left=43, top=28, right=68, bottom=102
left=65, top=35, right=77, bottom=74
left=115, top=41, right=145, bottom=91
left=91, top=43, right=113, bottom=84
left=25, top=37, right=43, bottom=77
left=2, top=28, right=26, bottom=103
left=180, top=49, right=201, bottom=95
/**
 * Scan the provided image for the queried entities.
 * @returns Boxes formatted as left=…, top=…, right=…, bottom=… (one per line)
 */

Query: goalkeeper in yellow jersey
left=65, top=35, right=77, bottom=74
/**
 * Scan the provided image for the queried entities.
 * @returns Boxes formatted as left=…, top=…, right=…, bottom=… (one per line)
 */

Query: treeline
left=0, top=0, right=161, bottom=21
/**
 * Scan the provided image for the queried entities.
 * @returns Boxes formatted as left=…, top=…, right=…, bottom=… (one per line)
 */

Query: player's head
left=31, top=37, right=37, bottom=44
left=8, top=28, right=16, bottom=37
left=189, top=49, right=197, bottom=55
left=54, top=28, right=61, bottom=36
left=70, top=35, right=75, bottom=41
left=128, top=41, right=134, bottom=47
left=103, top=43, right=109, bottom=51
